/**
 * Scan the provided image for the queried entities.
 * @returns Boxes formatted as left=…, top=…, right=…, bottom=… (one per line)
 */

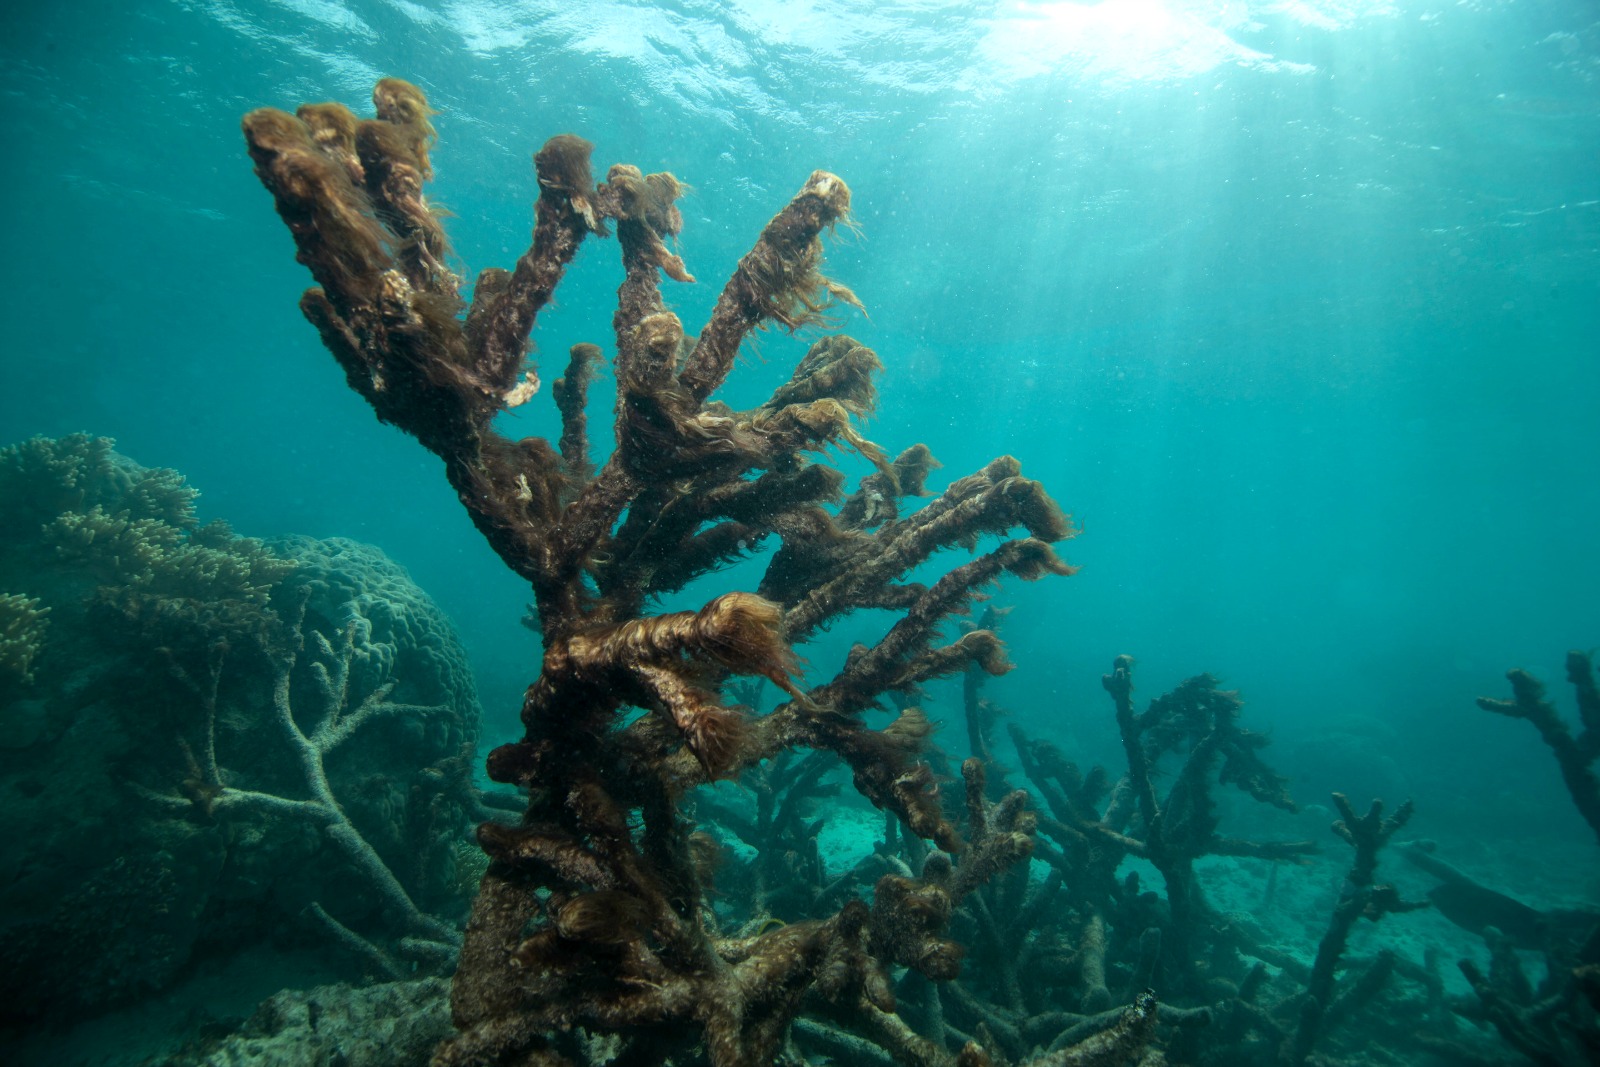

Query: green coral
left=0, top=434, right=297, bottom=656
left=44, top=507, right=292, bottom=608
left=0, top=593, right=49, bottom=685
left=0, top=433, right=196, bottom=540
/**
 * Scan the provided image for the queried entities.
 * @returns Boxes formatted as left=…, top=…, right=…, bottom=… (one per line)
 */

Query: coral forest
left=20, top=74, right=1582, bottom=1066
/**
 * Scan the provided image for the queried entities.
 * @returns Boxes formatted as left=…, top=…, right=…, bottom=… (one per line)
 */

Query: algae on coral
left=244, top=77, right=1079, bottom=1067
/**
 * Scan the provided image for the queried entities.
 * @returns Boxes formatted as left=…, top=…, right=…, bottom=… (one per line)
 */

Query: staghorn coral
left=130, top=601, right=465, bottom=977
left=0, top=434, right=297, bottom=663
left=1452, top=925, right=1600, bottom=1067
left=0, top=432, right=195, bottom=543
left=692, top=744, right=860, bottom=924
left=1404, top=838, right=1599, bottom=1067
left=244, top=79, right=1077, bottom=1066
left=960, top=604, right=1015, bottom=782
left=1097, top=657, right=1308, bottom=995
left=1406, top=653, right=1600, bottom=1067
left=932, top=656, right=1496, bottom=1067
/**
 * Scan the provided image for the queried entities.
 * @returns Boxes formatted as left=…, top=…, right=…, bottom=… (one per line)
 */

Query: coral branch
left=1286, top=793, right=1424, bottom=1065
left=679, top=171, right=858, bottom=402
left=1479, top=652, right=1600, bottom=846
left=221, top=630, right=461, bottom=955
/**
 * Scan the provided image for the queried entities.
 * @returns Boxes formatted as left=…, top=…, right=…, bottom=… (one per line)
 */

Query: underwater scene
left=2, top=1, right=1597, bottom=1065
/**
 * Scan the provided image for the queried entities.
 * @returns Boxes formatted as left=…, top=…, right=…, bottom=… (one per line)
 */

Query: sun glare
left=975, top=0, right=1387, bottom=85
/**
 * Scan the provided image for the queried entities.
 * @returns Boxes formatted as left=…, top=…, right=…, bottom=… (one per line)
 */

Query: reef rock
left=173, top=977, right=452, bottom=1067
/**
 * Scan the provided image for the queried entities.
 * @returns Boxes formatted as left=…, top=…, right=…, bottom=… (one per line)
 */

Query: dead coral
left=693, top=746, right=857, bottom=923
left=1435, top=653, right=1600, bottom=1066
left=1478, top=651, right=1600, bottom=847
left=1095, top=657, right=1314, bottom=997
left=245, top=79, right=1073, bottom=1066
left=1285, top=794, right=1426, bottom=1065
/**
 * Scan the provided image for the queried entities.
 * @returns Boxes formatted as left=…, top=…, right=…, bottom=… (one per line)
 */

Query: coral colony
left=241, top=79, right=1599, bottom=1066
left=0, top=436, right=481, bottom=1021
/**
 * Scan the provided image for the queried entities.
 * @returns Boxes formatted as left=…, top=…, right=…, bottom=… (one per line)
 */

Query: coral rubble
left=170, top=977, right=454, bottom=1067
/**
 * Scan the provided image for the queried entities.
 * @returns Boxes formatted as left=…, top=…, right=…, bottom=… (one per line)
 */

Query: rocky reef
left=0, top=435, right=482, bottom=1028
left=233, top=78, right=1597, bottom=1067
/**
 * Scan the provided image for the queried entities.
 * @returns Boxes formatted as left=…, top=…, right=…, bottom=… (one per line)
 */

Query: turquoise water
left=3, top=1, right=1598, bottom=1064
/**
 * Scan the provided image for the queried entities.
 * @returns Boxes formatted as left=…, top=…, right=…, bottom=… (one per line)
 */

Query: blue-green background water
left=4, top=0, right=1597, bottom=946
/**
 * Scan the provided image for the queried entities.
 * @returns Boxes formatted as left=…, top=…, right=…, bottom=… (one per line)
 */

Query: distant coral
left=0, top=437, right=480, bottom=1024
left=0, top=432, right=193, bottom=538
left=1, top=433, right=295, bottom=658
left=1436, top=652, right=1600, bottom=1065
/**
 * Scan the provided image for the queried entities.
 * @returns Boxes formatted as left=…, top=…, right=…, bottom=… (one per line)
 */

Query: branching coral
left=954, top=604, right=1015, bottom=786
left=1453, top=924, right=1600, bottom=1067
left=951, top=657, right=1318, bottom=1065
left=1012, top=657, right=1315, bottom=1002
left=1424, top=653, right=1600, bottom=1066
left=1099, top=656, right=1308, bottom=992
left=221, top=73, right=1593, bottom=1067
left=0, top=593, right=49, bottom=686
left=693, top=745, right=859, bottom=923
left=0, top=433, right=194, bottom=544
left=0, top=434, right=298, bottom=662
left=245, top=79, right=1073, bottom=1065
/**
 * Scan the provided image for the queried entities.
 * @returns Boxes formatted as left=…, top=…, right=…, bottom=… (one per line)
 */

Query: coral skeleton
left=1445, top=654, right=1600, bottom=1065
